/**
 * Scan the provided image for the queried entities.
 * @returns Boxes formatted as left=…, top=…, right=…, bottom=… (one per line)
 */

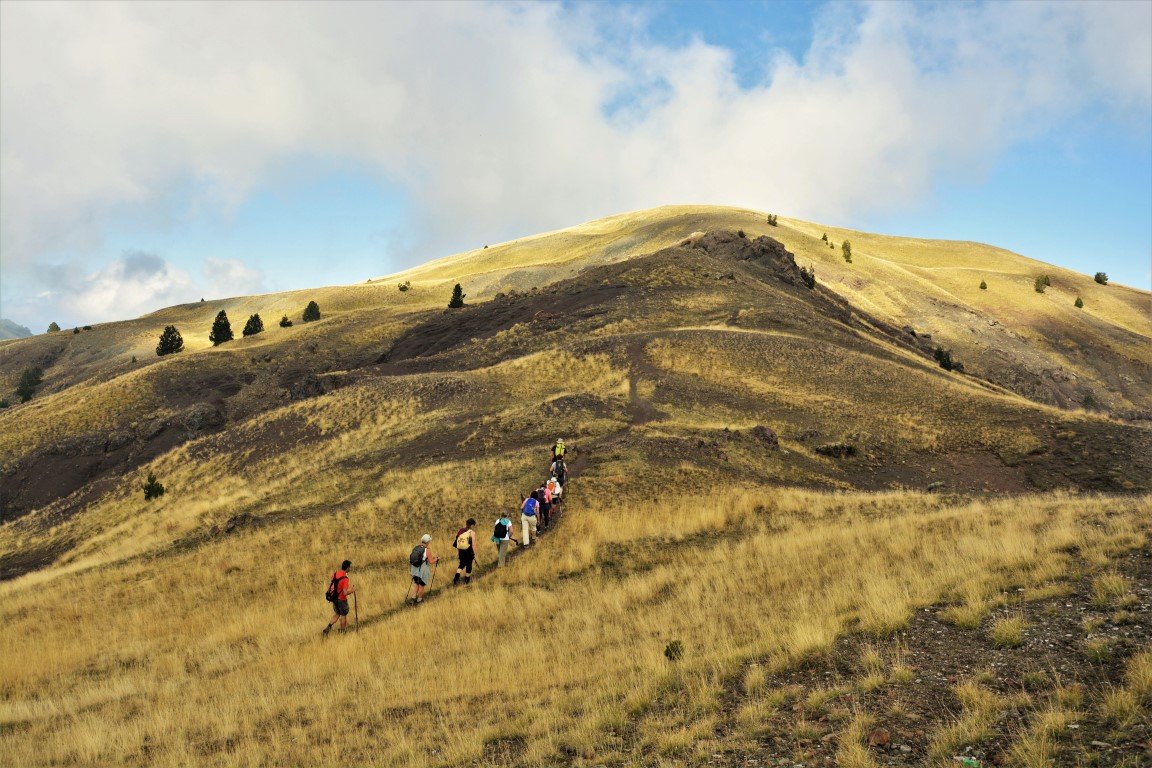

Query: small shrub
left=209, top=310, right=233, bottom=345
left=799, top=265, right=816, bottom=289
left=1124, top=649, right=1152, bottom=703
left=934, top=346, right=954, bottom=371
left=664, top=639, right=684, bottom=662
left=1034, top=277, right=1046, bottom=293
left=1074, top=296, right=1083, bottom=308
left=941, top=601, right=987, bottom=629
left=15, top=367, right=43, bottom=402
left=0, top=399, right=9, bottom=408
left=1092, top=571, right=1129, bottom=607
left=72, top=327, right=80, bottom=334
left=302, top=301, right=321, bottom=322
left=142, top=472, right=166, bottom=500
left=82, top=325, right=92, bottom=330
left=398, top=280, right=411, bottom=292
left=989, top=615, right=1025, bottom=648
left=737, top=229, right=745, bottom=238
left=1094, top=272, right=1108, bottom=285
left=821, top=232, right=827, bottom=242
left=131, top=355, right=137, bottom=363
left=155, top=325, right=184, bottom=356
left=842, top=240, right=852, bottom=263
left=242, top=313, right=264, bottom=337
left=448, top=283, right=466, bottom=309
left=979, top=280, right=987, bottom=290
left=1084, top=637, right=1113, bottom=662
left=279, top=315, right=292, bottom=328
left=1099, top=687, right=1138, bottom=729
left=47, top=321, right=60, bottom=333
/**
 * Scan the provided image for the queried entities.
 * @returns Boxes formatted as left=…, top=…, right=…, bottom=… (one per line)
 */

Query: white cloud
left=1, top=0, right=1149, bottom=325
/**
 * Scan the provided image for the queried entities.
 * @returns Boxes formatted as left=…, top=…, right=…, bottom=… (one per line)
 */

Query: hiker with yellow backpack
left=453, top=518, right=477, bottom=586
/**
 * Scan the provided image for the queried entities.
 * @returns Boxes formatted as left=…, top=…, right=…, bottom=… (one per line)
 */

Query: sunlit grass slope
left=0, top=205, right=1150, bottom=767
left=0, top=486, right=1146, bottom=767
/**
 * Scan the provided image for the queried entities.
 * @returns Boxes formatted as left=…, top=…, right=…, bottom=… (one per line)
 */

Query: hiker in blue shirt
left=520, top=492, right=539, bottom=546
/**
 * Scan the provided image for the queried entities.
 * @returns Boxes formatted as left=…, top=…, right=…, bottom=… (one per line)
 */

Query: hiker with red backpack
left=322, top=560, right=356, bottom=635
left=453, top=519, right=477, bottom=586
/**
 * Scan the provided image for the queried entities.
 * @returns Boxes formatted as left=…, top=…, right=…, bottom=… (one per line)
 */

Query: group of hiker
left=322, top=439, right=571, bottom=632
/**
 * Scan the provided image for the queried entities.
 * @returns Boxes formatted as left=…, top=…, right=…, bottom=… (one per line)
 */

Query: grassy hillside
left=0, top=206, right=1149, bottom=766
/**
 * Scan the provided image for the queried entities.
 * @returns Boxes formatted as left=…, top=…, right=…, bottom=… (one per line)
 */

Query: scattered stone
left=867, top=728, right=890, bottom=748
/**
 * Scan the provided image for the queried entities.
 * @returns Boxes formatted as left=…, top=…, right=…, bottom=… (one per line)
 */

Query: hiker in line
left=492, top=512, right=514, bottom=566
left=537, top=481, right=553, bottom=531
left=453, top=518, right=477, bottom=586
left=521, top=492, right=539, bottom=546
left=323, top=560, right=356, bottom=635
left=547, top=475, right=562, bottom=502
left=409, top=534, right=439, bottom=604
left=551, top=438, right=566, bottom=463
left=550, top=456, right=567, bottom=487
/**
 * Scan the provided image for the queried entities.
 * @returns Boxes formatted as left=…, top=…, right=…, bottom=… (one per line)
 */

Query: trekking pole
left=354, top=592, right=359, bottom=631
left=428, top=560, right=440, bottom=592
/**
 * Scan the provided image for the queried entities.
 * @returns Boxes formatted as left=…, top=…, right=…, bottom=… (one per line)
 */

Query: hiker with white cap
left=551, top=438, right=566, bottom=463
left=408, top=534, right=439, bottom=605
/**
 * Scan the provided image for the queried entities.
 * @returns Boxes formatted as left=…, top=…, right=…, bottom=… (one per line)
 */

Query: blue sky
left=1, top=1, right=1149, bottom=331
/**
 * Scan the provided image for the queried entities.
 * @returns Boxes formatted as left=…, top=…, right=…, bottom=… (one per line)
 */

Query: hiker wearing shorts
left=492, top=513, right=514, bottom=566
left=409, top=535, right=438, bottom=604
left=521, top=492, right=539, bottom=546
left=323, top=560, right=355, bottom=635
left=453, top=518, right=477, bottom=586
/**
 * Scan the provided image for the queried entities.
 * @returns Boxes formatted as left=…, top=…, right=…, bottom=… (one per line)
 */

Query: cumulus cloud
left=1, top=0, right=1149, bottom=324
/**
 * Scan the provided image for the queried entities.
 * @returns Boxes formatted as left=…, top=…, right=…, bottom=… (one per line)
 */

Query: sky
left=1, top=0, right=1149, bottom=333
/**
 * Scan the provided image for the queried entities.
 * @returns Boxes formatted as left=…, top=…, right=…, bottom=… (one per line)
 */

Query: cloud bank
left=1, top=0, right=1149, bottom=325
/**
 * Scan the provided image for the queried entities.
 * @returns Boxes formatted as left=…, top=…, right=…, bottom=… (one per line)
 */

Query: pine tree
left=1034, top=276, right=1047, bottom=293
left=47, top=322, right=60, bottom=333
left=448, top=283, right=466, bottom=309
left=209, top=310, right=233, bottom=345
left=279, top=315, right=293, bottom=328
left=767, top=214, right=778, bottom=226
left=799, top=266, right=816, bottom=289
left=15, top=367, right=44, bottom=402
left=1094, top=272, right=1108, bottom=285
left=242, top=313, right=264, bottom=337
left=979, top=280, right=987, bottom=290
left=156, top=325, right=184, bottom=356
left=933, top=346, right=954, bottom=372
left=821, top=233, right=828, bottom=242
left=1074, top=296, right=1084, bottom=308
left=142, top=472, right=166, bottom=500
left=302, top=301, right=321, bottom=322
left=841, top=240, right=852, bottom=263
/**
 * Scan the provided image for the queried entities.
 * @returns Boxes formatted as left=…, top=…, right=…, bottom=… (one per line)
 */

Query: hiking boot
left=322, top=625, right=332, bottom=636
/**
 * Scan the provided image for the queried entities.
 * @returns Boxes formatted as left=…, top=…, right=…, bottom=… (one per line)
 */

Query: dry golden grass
left=0, top=489, right=1146, bottom=766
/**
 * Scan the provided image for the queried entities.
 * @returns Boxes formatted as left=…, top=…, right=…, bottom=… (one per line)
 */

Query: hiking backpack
left=456, top=530, right=472, bottom=551
left=493, top=520, right=508, bottom=539
left=409, top=546, right=425, bottom=569
left=324, top=572, right=343, bottom=603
